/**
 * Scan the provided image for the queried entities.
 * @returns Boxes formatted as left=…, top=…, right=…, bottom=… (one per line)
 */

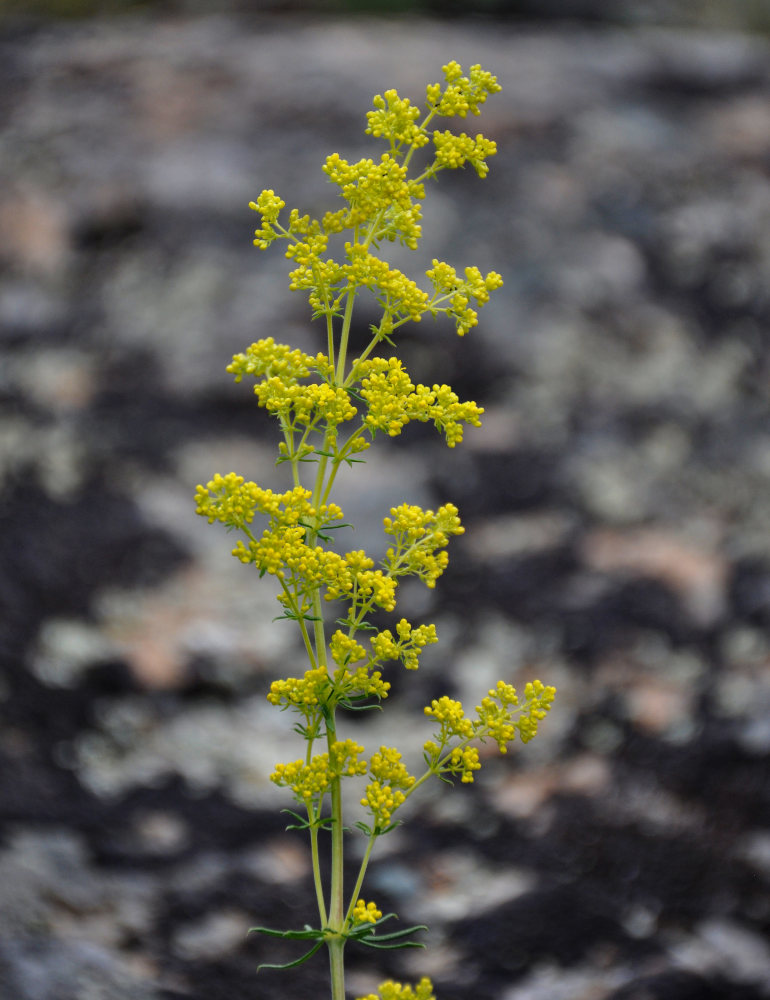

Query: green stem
left=342, top=320, right=392, bottom=387
left=326, top=303, right=336, bottom=372
left=309, top=819, right=328, bottom=928
left=329, top=770, right=345, bottom=923
left=318, top=456, right=345, bottom=509
left=298, top=423, right=342, bottom=993
left=279, top=581, right=317, bottom=668
left=328, top=934, right=346, bottom=1000
left=326, top=723, right=346, bottom=1000
left=335, top=289, right=357, bottom=384
left=403, top=109, right=437, bottom=172
left=402, top=722, right=506, bottom=808
left=344, top=832, right=378, bottom=927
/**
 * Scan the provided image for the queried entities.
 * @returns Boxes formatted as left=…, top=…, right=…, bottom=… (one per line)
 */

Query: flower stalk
left=195, top=61, right=555, bottom=1000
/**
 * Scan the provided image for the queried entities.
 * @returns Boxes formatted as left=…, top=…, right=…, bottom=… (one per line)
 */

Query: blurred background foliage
left=2, top=0, right=770, bottom=32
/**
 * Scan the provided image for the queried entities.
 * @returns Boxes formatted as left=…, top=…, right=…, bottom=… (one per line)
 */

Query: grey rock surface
left=1, top=12, right=770, bottom=1000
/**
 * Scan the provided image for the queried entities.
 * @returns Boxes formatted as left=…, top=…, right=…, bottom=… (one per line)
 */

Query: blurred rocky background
left=1, top=2, right=770, bottom=999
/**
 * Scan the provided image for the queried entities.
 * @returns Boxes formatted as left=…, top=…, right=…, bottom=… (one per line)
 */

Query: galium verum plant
left=195, top=61, right=556, bottom=1000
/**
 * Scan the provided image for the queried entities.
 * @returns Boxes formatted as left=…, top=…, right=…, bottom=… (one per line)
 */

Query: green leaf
left=338, top=696, right=383, bottom=713
left=281, top=808, right=308, bottom=829
left=335, top=617, right=376, bottom=632
left=282, top=809, right=335, bottom=832
left=353, top=919, right=429, bottom=951
left=357, top=938, right=426, bottom=950
left=256, top=940, right=325, bottom=971
left=319, top=699, right=336, bottom=728
left=249, top=925, right=324, bottom=941
left=372, top=820, right=401, bottom=836
left=272, top=611, right=321, bottom=624
left=363, top=925, right=428, bottom=942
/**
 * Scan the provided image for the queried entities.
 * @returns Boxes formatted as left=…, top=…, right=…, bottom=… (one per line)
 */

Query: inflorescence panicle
left=195, top=61, right=554, bottom=1000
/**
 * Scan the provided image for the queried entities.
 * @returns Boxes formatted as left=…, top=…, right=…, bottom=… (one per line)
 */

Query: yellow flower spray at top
left=195, top=61, right=555, bottom=1000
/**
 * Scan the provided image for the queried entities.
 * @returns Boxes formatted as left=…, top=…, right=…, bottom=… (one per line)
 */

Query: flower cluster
left=446, top=745, right=481, bottom=783
left=370, top=618, right=437, bottom=671
left=344, top=244, right=429, bottom=319
left=369, top=746, right=415, bottom=789
left=362, top=744, right=416, bottom=830
left=271, top=739, right=367, bottom=804
left=326, top=557, right=397, bottom=613
left=426, top=260, right=504, bottom=336
left=422, top=680, right=556, bottom=781
left=351, top=899, right=383, bottom=926
left=335, top=662, right=391, bottom=704
left=268, top=617, right=436, bottom=725
left=478, top=679, right=557, bottom=748
left=424, top=695, right=474, bottom=741
left=366, top=89, right=428, bottom=151
left=356, top=356, right=483, bottom=445
left=256, top=376, right=356, bottom=429
left=324, top=153, right=423, bottom=247
left=196, top=477, right=467, bottom=631
left=193, top=472, right=263, bottom=531
left=432, top=129, right=498, bottom=177
left=195, top=477, right=343, bottom=537
left=267, top=666, right=330, bottom=711
left=329, top=631, right=366, bottom=667
left=426, top=61, right=502, bottom=118
left=250, top=189, right=285, bottom=248
left=227, top=340, right=356, bottom=432
left=247, top=61, right=503, bottom=335
left=227, top=337, right=317, bottom=383
left=328, top=628, right=392, bottom=704
left=356, top=978, right=436, bottom=1000
left=383, top=502, right=464, bottom=587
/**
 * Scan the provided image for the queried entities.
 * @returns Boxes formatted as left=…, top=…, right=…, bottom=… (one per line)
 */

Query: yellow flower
left=356, top=978, right=435, bottom=1000
left=424, top=696, right=474, bottom=741
left=432, top=129, right=497, bottom=177
left=330, top=631, right=366, bottom=667
left=249, top=189, right=285, bottom=247
left=271, top=740, right=366, bottom=803
left=475, top=679, right=557, bottom=751
left=369, top=746, right=415, bottom=789
left=365, top=89, right=428, bottom=151
left=361, top=780, right=407, bottom=829
left=447, top=745, right=481, bottom=783
left=370, top=619, right=437, bottom=671
left=383, top=503, right=464, bottom=587
left=351, top=898, right=383, bottom=925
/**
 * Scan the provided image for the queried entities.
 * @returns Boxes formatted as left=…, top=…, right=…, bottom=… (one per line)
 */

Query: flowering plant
left=195, top=61, right=555, bottom=1000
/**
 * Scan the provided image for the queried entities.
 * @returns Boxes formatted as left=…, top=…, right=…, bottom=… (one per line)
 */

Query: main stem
left=328, top=933, right=346, bottom=1000
left=327, top=762, right=347, bottom=1000
left=313, top=283, right=363, bottom=1000
left=304, top=410, right=348, bottom=1000
left=323, top=660, right=345, bottom=999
